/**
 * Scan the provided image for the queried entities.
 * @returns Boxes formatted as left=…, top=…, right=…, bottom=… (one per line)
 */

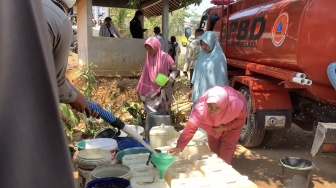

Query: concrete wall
left=77, top=0, right=146, bottom=77
left=89, top=37, right=146, bottom=77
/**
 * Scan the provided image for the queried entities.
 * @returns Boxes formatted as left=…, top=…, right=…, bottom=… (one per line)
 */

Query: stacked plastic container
left=149, top=124, right=179, bottom=149
left=167, top=138, right=210, bottom=159
left=85, top=138, right=118, bottom=164
left=168, top=152, right=257, bottom=188
left=76, top=148, right=112, bottom=188
left=121, top=153, right=170, bottom=188
left=164, top=159, right=203, bottom=187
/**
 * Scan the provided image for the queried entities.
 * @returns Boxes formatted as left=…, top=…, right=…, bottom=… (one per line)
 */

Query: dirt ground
left=68, top=52, right=336, bottom=188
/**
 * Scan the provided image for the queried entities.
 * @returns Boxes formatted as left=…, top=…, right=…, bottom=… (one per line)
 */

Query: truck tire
left=261, top=110, right=292, bottom=148
left=239, top=86, right=265, bottom=147
left=261, top=130, right=286, bottom=148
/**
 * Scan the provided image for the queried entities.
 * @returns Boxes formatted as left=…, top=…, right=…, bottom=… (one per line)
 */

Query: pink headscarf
left=136, top=37, right=174, bottom=95
left=189, top=86, right=246, bottom=138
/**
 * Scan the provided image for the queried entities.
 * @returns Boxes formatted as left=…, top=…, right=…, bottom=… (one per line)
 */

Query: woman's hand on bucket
left=167, top=147, right=181, bottom=156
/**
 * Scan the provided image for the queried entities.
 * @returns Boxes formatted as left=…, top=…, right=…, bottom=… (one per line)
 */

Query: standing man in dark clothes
left=130, top=10, right=147, bottom=39
left=0, top=0, right=76, bottom=187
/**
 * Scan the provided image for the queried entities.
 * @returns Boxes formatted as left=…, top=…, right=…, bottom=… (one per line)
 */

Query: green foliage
left=127, top=0, right=140, bottom=7
left=188, top=10, right=202, bottom=29
left=122, top=101, right=145, bottom=125
left=144, top=16, right=162, bottom=37
left=127, top=0, right=202, bottom=8
left=110, top=91, right=120, bottom=100
left=169, top=9, right=191, bottom=37
left=110, top=8, right=135, bottom=37
left=108, top=6, right=194, bottom=39
left=81, top=114, right=106, bottom=136
left=180, top=0, right=202, bottom=7
left=171, top=76, right=189, bottom=123
left=59, top=104, right=80, bottom=139
left=80, top=63, right=98, bottom=101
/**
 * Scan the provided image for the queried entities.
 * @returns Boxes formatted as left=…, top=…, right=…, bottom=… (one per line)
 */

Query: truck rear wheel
left=239, top=86, right=265, bottom=147
left=261, top=130, right=286, bottom=148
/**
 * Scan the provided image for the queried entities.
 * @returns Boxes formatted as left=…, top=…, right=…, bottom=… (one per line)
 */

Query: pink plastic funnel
left=150, top=153, right=175, bottom=179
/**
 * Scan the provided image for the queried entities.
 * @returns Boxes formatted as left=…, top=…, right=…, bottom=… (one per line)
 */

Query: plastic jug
left=164, top=160, right=193, bottom=180
left=167, top=138, right=210, bottom=159
left=130, top=174, right=170, bottom=188
left=164, top=159, right=199, bottom=186
left=200, top=163, right=240, bottom=177
left=189, top=152, right=225, bottom=170
left=170, top=176, right=252, bottom=188
left=127, top=163, right=158, bottom=177
left=177, top=130, right=206, bottom=140
left=149, top=124, right=178, bottom=149
left=170, top=177, right=224, bottom=188
left=145, top=112, right=172, bottom=141
left=122, top=153, right=150, bottom=166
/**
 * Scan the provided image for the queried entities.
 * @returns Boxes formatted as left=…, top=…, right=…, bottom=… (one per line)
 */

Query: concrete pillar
left=77, top=0, right=92, bottom=68
left=162, top=0, right=169, bottom=52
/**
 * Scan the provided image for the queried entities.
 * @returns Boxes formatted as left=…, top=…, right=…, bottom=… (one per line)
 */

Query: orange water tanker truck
left=193, top=0, right=336, bottom=150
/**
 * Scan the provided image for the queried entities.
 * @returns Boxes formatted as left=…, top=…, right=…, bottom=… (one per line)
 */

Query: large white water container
left=122, top=153, right=150, bottom=166
left=145, top=112, right=172, bottom=141
left=170, top=176, right=254, bottom=188
left=200, top=163, right=240, bottom=177
left=149, top=124, right=178, bottom=148
left=164, top=159, right=202, bottom=186
left=171, top=177, right=226, bottom=188
left=130, top=175, right=170, bottom=188
left=189, top=152, right=225, bottom=170
left=178, top=130, right=206, bottom=140
left=128, top=163, right=158, bottom=177
left=167, top=138, right=210, bottom=159
left=164, top=161, right=193, bottom=181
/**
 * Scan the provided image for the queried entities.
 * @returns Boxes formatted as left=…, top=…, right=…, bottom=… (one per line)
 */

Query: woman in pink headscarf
left=136, top=37, right=178, bottom=114
left=168, top=85, right=247, bottom=164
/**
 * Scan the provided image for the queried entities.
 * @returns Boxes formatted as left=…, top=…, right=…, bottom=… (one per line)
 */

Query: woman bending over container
left=136, top=37, right=178, bottom=114
left=189, top=31, right=229, bottom=104
left=168, top=86, right=247, bottom=164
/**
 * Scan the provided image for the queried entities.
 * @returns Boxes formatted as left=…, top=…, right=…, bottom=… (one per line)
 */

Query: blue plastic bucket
left=117, top=139, right=150, bottom=150
left=86, top=177, right=131, bottom=188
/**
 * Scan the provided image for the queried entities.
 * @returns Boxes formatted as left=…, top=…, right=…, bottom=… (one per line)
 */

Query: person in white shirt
left=183, top=29, right=204, bottom=87
left=154, top=26, right=164, bottom=49
left=99, top=17, right=120, bottom=38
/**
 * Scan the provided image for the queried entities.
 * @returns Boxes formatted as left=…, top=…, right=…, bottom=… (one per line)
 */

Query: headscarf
left=136, top=37, right=174, bottom=95
left=191, top=31, right=229, bottom=103
left=189, top=86, right=245, bottom=138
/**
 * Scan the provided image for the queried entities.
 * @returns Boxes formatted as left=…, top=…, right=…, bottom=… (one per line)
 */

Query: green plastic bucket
left=155, top=73, right=169, bottom=86
left=76, top=140, right=87, bottom=151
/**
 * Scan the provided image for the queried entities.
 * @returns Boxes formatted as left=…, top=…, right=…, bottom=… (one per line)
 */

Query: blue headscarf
left=191, top=31, right=229, bottom=104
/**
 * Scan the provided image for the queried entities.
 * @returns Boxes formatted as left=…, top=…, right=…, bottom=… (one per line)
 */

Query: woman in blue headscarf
left=188, top=31, right=229, bottom=104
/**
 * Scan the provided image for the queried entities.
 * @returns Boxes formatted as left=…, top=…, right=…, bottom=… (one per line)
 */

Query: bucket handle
left=279, top=158, right=314, bottom=170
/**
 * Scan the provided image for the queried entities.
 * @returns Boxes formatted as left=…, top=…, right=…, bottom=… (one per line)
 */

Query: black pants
left=190, top=69, right=194, bottom=88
